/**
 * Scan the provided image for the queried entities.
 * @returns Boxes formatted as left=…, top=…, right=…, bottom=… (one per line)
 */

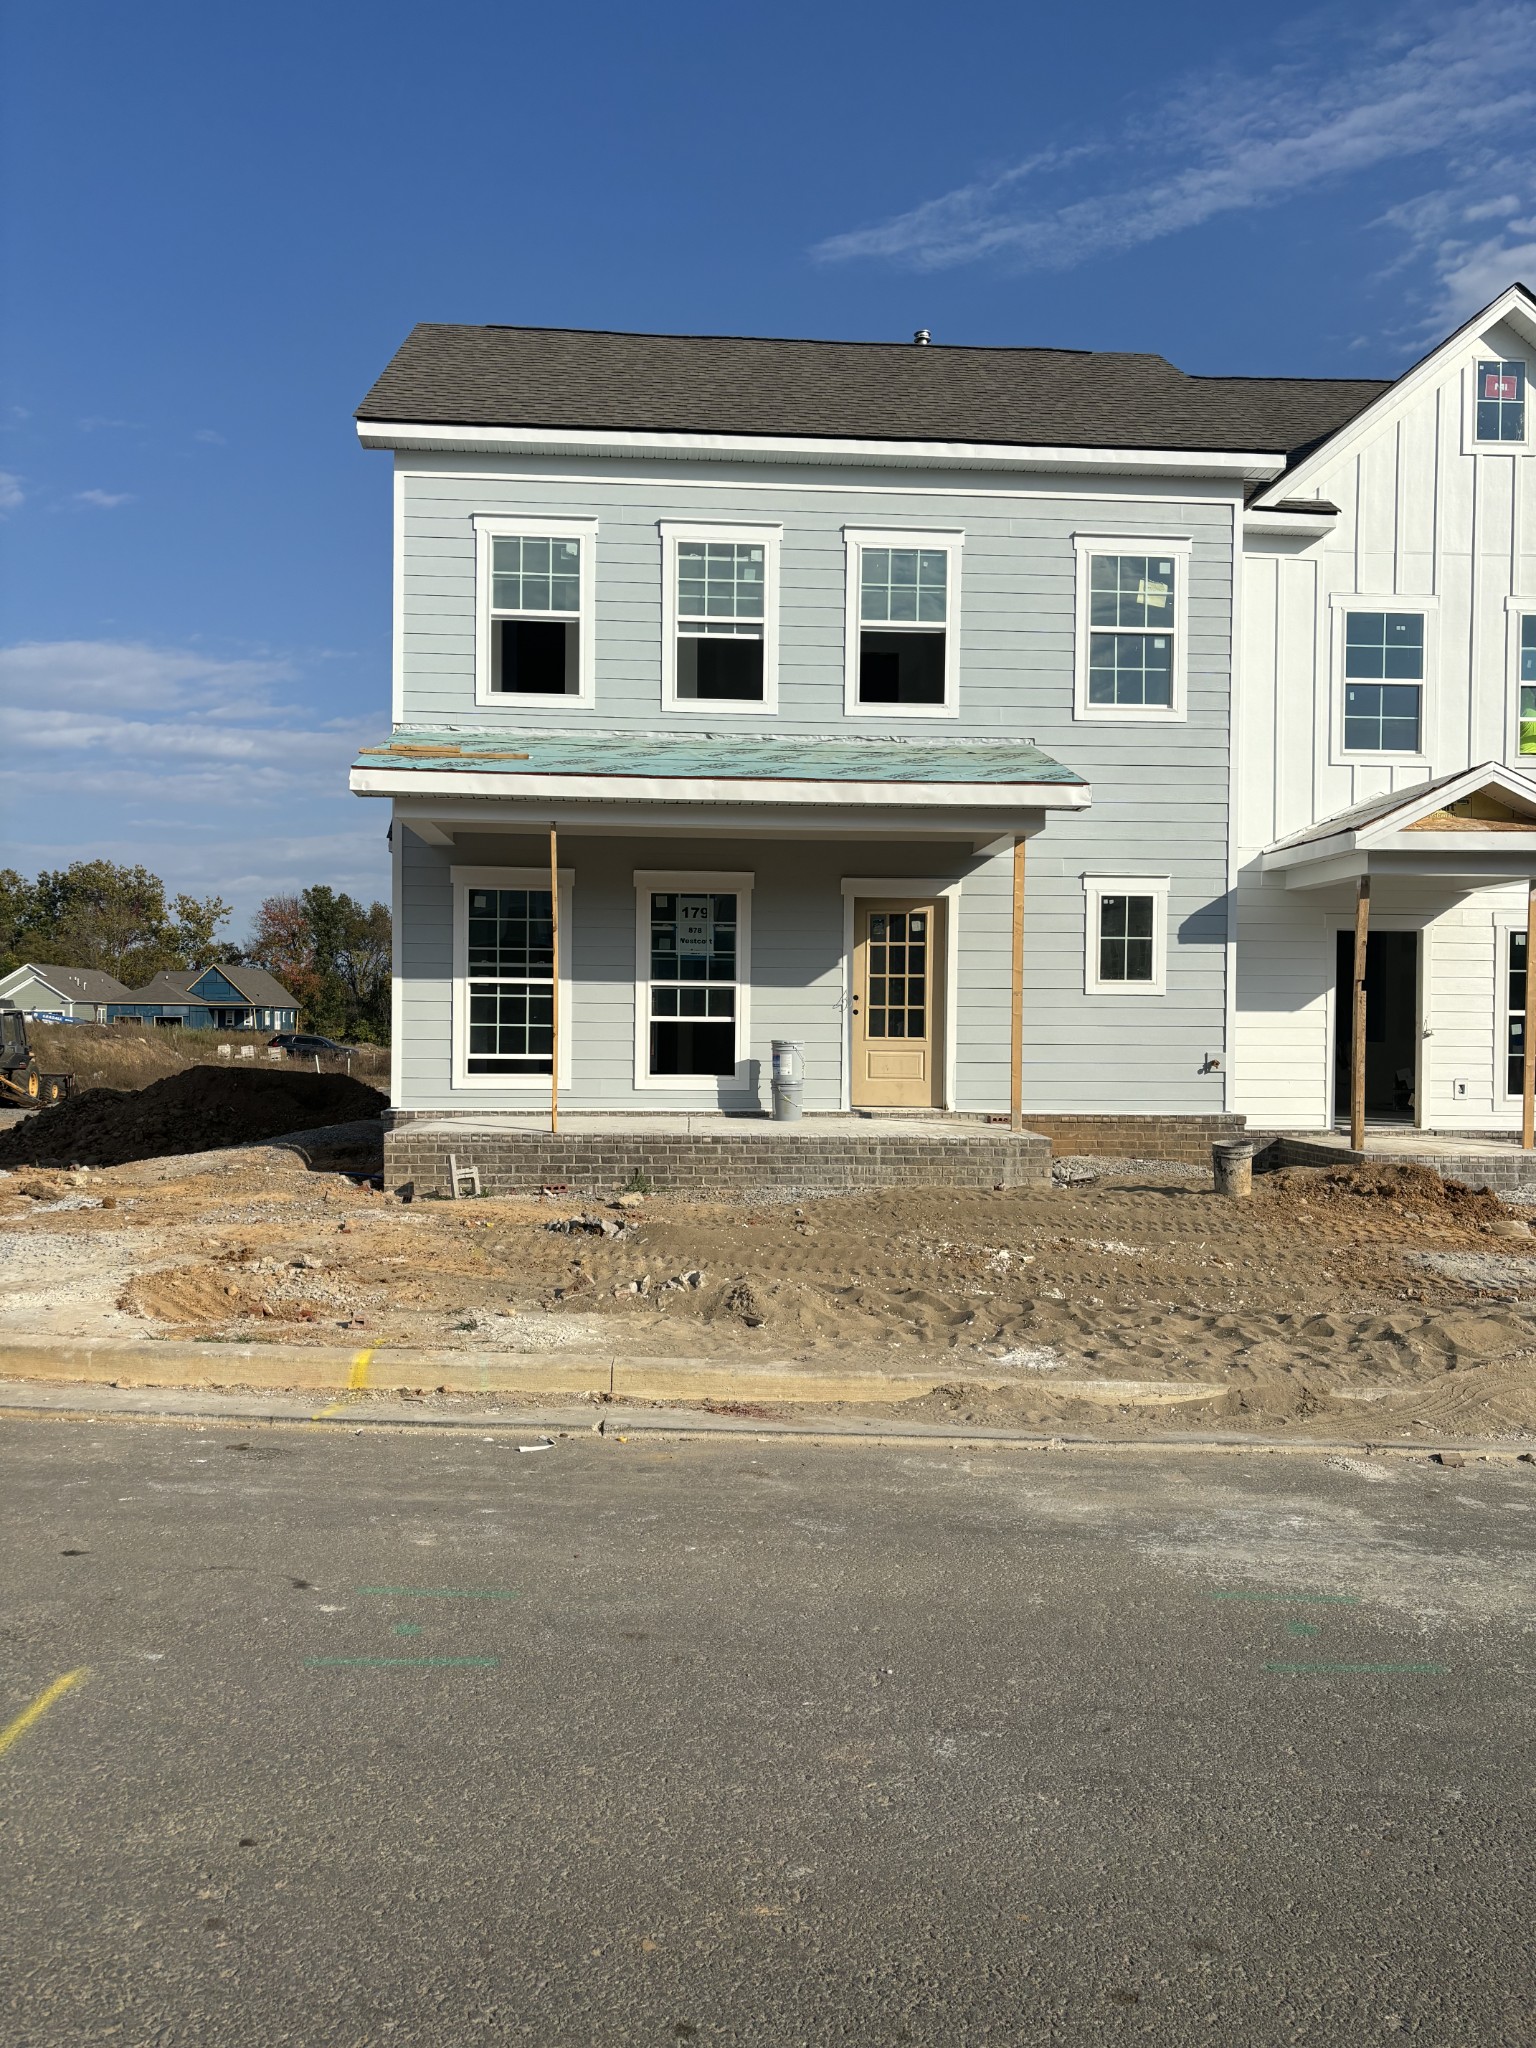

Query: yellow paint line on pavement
left=310, top=1349, right=374, bottom=1421
left=0, top=1668, right=90, bottom=1760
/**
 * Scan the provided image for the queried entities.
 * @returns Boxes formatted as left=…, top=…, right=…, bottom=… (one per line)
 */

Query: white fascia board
left=386, top=797, right=1081, bottom=839
left=356, top=418, right=1285, bottom=481
left=1369, top=829, right=1536, bottom=856
left=353, top=765, right=1090, bottom=808
left=1250, top=283, right=1536, bottom=507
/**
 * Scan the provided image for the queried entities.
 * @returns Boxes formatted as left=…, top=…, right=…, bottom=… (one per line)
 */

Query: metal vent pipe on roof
left=913, top=328, right=931, bottom=345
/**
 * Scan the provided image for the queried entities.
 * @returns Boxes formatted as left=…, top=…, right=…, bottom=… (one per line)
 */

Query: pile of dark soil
left=1267, top=1160, right=1506, bottom=1222
left=0, top=1067, right=386, bottom=1169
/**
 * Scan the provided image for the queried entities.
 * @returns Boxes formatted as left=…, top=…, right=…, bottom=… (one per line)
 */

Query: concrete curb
left=0, top=1377, right=1530, bottom=1462
left=0, top=1336, right=1225, bottom=1410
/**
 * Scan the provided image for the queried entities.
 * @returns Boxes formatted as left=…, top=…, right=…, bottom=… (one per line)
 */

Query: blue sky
left=3, top=0, right=1535, bottom=940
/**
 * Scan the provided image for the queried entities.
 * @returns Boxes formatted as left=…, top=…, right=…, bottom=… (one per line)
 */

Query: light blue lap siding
left=391, top=453, right=1234, bottom=1114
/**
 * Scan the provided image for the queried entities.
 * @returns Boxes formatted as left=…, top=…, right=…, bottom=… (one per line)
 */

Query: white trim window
left=473, top=515, right=596, bottom=706
left=1520, top=612, right=1536, bottom=759
left=1475, top=357, right=1527, bottom=444
left=1082, top=875, right=1170, bottom=996
left=661, top=523, right=779, bottom=713
left=843, top=528, right=962, bottom=717
left=1341, top=609, right=1425, bottom=754
left=633, top=870, right=753, bottom=1089
left=451, top=865, right=573, bottom=1089
left=1073, top=535, right=1190, bottom=721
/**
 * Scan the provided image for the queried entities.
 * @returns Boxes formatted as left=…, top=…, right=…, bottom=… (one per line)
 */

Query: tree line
left=0, top=861, right=391, bottom=1043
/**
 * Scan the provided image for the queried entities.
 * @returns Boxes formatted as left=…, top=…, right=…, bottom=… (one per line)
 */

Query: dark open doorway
left=1334, top=929, right=1419, bottom=1124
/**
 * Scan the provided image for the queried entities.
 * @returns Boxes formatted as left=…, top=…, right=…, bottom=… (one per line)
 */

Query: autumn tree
left=0, top=860, right=231, bottom=984
left=246, top=886, right=391, bottom=1042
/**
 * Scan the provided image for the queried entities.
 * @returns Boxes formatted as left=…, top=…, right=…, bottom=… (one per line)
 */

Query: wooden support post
left=1524, top=880, right=1536, bottom=1151
left=1010, top=836, right=1026, bottom=1132
left=549, top=823, right=560, bottom=1136
left=1350, top=874, right=1370, bottom=1154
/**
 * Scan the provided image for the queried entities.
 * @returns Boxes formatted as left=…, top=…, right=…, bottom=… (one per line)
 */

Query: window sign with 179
left=675, top=895, right=714, bottom=956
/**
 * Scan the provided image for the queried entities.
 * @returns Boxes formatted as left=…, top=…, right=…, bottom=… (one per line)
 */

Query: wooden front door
left=851, top=898, right=945, bottom=1108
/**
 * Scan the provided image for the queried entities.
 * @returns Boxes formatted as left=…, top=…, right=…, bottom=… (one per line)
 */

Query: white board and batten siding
left=1236, top=313, right=1536, bottom=1128
left=392, top=454, right=1239, bottom=1115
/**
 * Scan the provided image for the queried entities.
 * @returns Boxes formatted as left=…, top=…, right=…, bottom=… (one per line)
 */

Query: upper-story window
left=473, top=515, right=596, bottom=706
left=1343, top=611, right=1424, bottom=753
left=660, top=523, right=779, bottom=714
left=1073, top=534, right=1190, bottom=722
left=1518, top=614, right=1536, bottom=758
left=1476, top=358, right=1526, bottom=442
left=844, top=529, right=961, bottom=718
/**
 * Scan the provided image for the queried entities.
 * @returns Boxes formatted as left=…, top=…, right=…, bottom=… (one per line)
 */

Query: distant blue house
left=106, top=965, right=299, bottom=1032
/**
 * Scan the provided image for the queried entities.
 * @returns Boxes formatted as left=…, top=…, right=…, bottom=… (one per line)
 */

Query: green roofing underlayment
left=355, top=731, right=1085, bottom=785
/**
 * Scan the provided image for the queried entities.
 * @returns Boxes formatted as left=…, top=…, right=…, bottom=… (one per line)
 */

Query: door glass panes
left=1344, top=614, right=1423, bottom=752
left=466, top=888, right=554, bottom=1075
left=649, top=892, right=738, bottom=1076
left=1476, top=359, right=1526, bottom=442
left=1098, top=895, right=1155, bottom=983
left=491, top=536, right=581, bottom=614
left=866, top=910, right=928, bottom=1039
left=1511, top=931, right=1528, bottom=1095
left=860, top=549, right=947, bottom=624
left=1086, top=554, right=1176, bottom=707
left=1522, top=618, right=1536, bottom=755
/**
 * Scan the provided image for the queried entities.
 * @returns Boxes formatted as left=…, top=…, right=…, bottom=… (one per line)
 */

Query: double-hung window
left=452, top=866, right=572, bottom=1088
left=661, top=524, right=778, bottom=711
left=473, top=516, right=595, bottom=705
left=1082, top=876, right=1170, bottom=995
left=1476, top=358, right=1526, bottom=443
left=1342, top=611, right=1424, bottom=754
left=1519, top=614, right=1536, bottom=757
left=844, top=529, right=961, bottom=715
left=1073, top=536, right=1190, bottom=720
left=635, top=871, right=752, bottom=1087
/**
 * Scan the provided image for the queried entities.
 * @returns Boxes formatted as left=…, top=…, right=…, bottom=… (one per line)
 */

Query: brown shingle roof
left=357, top=323, right=1389, bottom=458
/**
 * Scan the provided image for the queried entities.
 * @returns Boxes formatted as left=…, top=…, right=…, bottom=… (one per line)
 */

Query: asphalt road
left=3, top=1420, right=1534, bottom=2046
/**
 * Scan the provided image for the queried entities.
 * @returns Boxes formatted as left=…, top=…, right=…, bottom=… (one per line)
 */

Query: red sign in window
left=1485, top=371, right=1518, bottom=400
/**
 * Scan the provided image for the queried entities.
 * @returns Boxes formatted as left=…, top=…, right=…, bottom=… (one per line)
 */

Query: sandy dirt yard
left=3, top=1128, right=1536, bottom=1442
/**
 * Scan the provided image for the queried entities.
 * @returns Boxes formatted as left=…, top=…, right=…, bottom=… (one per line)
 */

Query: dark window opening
left=859, top=630, right=945, bottom=705
left=649, top=1020, right=736, bottom=1076
left=676, top=636, right=764, bottom=701
left=494, top=618, right=578, bottom=695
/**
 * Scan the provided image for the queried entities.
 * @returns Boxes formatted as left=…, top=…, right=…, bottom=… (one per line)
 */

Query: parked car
left=268, top=1032, right=353, bottom=1058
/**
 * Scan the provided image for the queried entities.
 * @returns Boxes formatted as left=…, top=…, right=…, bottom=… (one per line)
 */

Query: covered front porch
left=1255, top=763, right=1536, bottom=1149
left=354, top=730, right=1093, bottom=1149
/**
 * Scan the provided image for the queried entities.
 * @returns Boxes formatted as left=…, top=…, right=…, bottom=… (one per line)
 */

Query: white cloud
left=0, top=470, right=23, bottom=513
left=814, top=5, right=1536, bottom=277
left=194, top=428, right=225, bottom=446
left=0, top=639, right=386, bottom=926
left=74, top=488, right=135, bottom=509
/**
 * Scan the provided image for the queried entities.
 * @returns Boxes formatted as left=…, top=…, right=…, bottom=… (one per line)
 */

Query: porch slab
left=384, top=1113, right=1052, bottom=1198
left=1258, top=1129, right=1536, bottom=1191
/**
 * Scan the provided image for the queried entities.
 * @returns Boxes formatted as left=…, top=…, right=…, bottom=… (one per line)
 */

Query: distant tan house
left=0, top=963, right=132, bottom=1021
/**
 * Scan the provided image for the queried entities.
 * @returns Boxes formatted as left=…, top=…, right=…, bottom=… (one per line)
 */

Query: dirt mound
left=0, top=1067, right=386, bottom=1169
left=1267, top=1160, right=1506, bottom=1222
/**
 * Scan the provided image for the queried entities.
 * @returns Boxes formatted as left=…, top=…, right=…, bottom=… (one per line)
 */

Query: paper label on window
left=1485, top=371, right=1518, bottom=400
left=675, top=895, right=714, bottom=956
left=1137, top=579, right=1169, bottom=607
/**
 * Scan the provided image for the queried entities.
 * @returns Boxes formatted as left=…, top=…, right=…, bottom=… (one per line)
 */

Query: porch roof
left=351, top=730, right=1089, bottom=810
left=1260, top=762, right=1536, bottom=889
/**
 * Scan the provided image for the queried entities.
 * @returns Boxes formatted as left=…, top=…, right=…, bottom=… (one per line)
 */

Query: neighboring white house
left=0, top=964, right=132, bottom=1021
left=1236, top=281, right=1536, bottom=1131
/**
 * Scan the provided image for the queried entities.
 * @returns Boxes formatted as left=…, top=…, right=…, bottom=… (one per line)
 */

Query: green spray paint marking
left=1209, top=1591, right=1359, bottom=1605
left=359, top=1588, right=521, bottom=1600
left=392, top=1623, right=424, bottom=1636
left=1264, top=1661, right=1446, bottom=1676
left=1285, top=1622, right=1321, bottom=1637
left=305, top=1657, right=501, bottom=1669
